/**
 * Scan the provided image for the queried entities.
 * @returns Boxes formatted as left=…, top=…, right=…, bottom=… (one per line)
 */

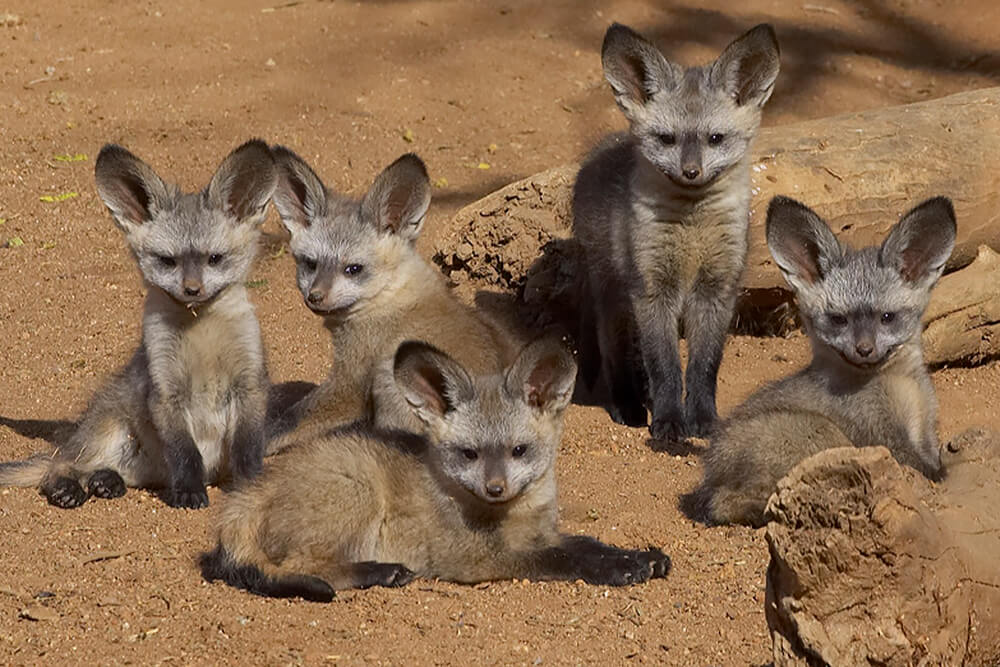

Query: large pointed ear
left=393, top=340, right=475, bottom=426
left=504, top=336, right=577, bottom=415
left=94, top=144, right=172, bottom=234
left=205, top=139, right=277, bottom=225
left=270, top=145, right=330, bottom=235
left=766, top=196, right=843, bottom=292
left=879, top=197, right=957, bottom=288
left=601, top=23, right=681, bottom=119
left=710, top=23, right=780, bottom=108
left=360, top=153, right=431, bottom=242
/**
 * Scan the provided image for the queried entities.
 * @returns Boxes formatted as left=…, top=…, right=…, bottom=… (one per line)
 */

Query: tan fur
left=204, top=339, right=669, bottom=597
left=266, top=150, right=516, bottom=455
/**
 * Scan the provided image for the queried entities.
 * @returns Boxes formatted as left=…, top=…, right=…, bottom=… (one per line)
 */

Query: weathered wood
left=923, top=245, right=1000, bottom=366
left=764, top=431, right=1000, bottom=666
left=433, top=88, right=1000, bottom=292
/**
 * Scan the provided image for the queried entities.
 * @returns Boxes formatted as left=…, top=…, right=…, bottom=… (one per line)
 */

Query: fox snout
left=679, top=137, right=702, bottom=183
left=485, top=478, right=507, bottom=500
left=179, top=259, right=206, bottom=301
left=303, top=274, right=359, bottom=314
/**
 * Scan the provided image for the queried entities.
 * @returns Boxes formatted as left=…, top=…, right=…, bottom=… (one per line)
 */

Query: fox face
left=270, top=147, right=431, bottom=317
left=601, top=23, right=779, bottom=189
left=94, top=141, right=277, bottom=306
left=766, top=196, right=957, bottom=369
left=392, top=337, right=576, bottom=505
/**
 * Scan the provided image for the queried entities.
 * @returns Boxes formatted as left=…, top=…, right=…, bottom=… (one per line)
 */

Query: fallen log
left=923, top=245, right=1000, bottom=367
left=764, top=430, right=1000, bottom=666
left=432, top=88, right=1000, bottom=364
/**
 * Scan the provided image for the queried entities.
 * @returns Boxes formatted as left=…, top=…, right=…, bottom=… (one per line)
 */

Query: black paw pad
left=44, top=477, right=88, bottom=509
left=87, top=469, right=127, bottom=499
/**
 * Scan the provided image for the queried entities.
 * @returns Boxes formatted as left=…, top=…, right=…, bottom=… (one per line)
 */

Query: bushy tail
left=199, top=544, right=335, bottom=602
left=0, top=457, right=50, bottom=488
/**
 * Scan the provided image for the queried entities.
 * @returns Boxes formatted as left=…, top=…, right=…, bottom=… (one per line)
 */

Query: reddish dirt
left=1, top=1, right=999, bottom=664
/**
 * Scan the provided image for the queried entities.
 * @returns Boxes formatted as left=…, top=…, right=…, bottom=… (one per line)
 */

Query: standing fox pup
left=689, top=196, right=957, bottom=527
left=202, top=337, right=670, bottom=600
left=573, top=23, right=780, bottom=440
left=0, top=140, right=277, bottom=509
left=265, top=148, right=514, bottom=454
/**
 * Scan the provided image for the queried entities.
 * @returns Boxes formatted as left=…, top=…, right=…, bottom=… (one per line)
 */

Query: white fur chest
left=143, top=287, right=264, bottom=476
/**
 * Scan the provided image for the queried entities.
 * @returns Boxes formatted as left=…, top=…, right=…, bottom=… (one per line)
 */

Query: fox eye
left=301, top=257, right=318, bottom=272
left=157, top=255, right=176, bottom=268
left=708, top=133, right=725, bottom=146
left=207, top=253, right=223, bottom=266
left=656, top=132, right=676, bottom=146
left=344, top=263, right=365, bottom=276
left=881, top=312, right=896, bottom=324
left=828, top=313, right=848, bottom=327
left=460, top=448, right=479, bottom=461
left=512, top=444, right=528, bottom=458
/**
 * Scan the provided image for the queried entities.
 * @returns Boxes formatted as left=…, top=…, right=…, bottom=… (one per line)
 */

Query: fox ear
left=206, top=139, right=277, bottom=225
left=504, top=335, right=577, bottom=415
left=880, top=196, right=956, bottom=288
left=361, top=153, right=431, bottom=242
left=271, top=145, right=329, bottom=235
left=601, top=23, right=681, bottom=119
left=393, top=340, right=475, bottom=426
left=766, top=196, right=842, bottom=291
left=94, top=144, right=172, bottom=234
left=711, top=23, right=780, bottom=108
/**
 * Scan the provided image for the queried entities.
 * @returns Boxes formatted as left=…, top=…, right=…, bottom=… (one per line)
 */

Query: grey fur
left=689, top=195, right=957, bottom=526
left=573, top=23, right=780, bottom=441
left=266, top=147, right=515, bottom=454
left=202, top=337, right=670, bottom=597
left=0, top=140, right=277, bottom=509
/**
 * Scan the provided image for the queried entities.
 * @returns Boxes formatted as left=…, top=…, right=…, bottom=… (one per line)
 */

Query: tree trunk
left=764, top=430, right=1000, bottom=666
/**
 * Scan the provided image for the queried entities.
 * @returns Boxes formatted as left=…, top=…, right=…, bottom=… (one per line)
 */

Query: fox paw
left=88, top=469, right=127, bottom=499
left=588, top=547, right=671, bottom=586
left=354, top=562, right=416, bottom=589
left=167, top=485, right=209, bottom=509
left=650, top=414, right=685, bottom=443
left=608, top=401, right=647, bottom=428
left=44, top=477, right=88, bottom=509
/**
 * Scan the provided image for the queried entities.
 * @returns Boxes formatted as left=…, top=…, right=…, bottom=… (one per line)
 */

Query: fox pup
left=0, top=140, right=277, bottom=509
left=573, top=23, right=780, bottom=441
left=202, top=337, right=670, bottom=600
left=688, top=195, right=957, bottom=527
left=265, top=148, right=514, bottom=454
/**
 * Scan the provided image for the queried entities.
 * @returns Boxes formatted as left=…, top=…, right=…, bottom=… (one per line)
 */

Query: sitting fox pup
left=201, top=338, right=671, bottom=601
left=0, top=141, right=276, bottom=508
left=690, top=195, right=956, bottom=527
left=265, top=148, right=513, bottom=454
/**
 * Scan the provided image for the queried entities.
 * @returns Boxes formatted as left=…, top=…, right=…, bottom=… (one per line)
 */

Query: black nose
left=307, top=290, right=323, bottom=305
left=682, top=167, right=700, bottom=180
left=486, top=483, right=505, bottom=498
left=184, top=286, right=201, bottom=297
left=856, top=342, right=873, bottom=357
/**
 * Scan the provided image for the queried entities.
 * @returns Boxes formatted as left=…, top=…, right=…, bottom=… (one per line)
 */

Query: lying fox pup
left=688, top=195, right=956, bottom=527
left=265, top=148, right=514, bottom=454
left=202, top=337, right=670, bottom=600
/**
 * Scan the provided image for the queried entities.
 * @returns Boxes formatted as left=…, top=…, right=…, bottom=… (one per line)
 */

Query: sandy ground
left=1, top=0, right=999, bottom=664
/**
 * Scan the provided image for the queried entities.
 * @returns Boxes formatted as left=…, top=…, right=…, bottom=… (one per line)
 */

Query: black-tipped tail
left=199, top=544, right=335, bottom=602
